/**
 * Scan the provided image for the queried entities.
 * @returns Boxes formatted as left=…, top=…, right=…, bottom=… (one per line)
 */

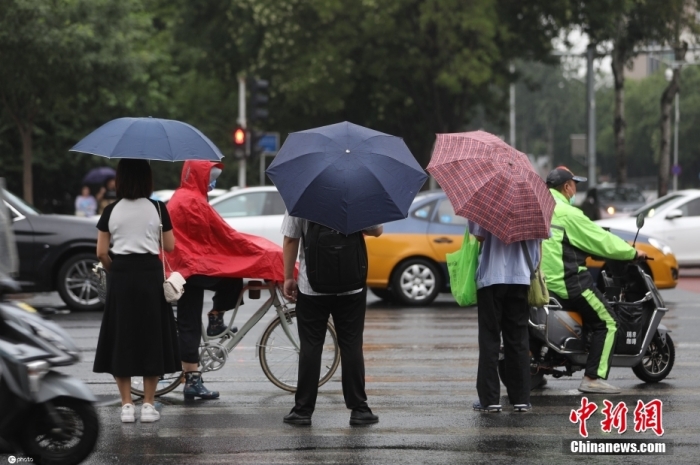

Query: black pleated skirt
left=93, top=254, right=180, bottom=377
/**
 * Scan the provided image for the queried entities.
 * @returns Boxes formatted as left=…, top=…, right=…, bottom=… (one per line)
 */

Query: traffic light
left=232, top=126, right=249, bottom=159
left=233, top=127, right=246, bottom=146
left=249, top=78, right=269, bottom=124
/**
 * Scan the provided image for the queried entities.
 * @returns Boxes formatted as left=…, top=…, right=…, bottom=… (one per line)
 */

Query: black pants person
left=476, top=284, right=530, bottom=407
left=553, top=287, right=619, bottom=380
left=177, top=275, right=243, bottom=364
left=292, top=288, right=369, bottom=416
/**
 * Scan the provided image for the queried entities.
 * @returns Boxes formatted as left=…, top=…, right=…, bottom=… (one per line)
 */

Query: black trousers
left=292, top=288, right=369, bottom=416
left=177, top=275, right=243, bottom=364
left=476, top=284, right=530, bottom=406
left=554, top=287, right=619, bottom=380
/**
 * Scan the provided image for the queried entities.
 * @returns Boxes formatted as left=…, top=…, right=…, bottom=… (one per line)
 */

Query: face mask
left=569, top=193, right=576, bottom=206
left=208, top=180, right=216, bottom=192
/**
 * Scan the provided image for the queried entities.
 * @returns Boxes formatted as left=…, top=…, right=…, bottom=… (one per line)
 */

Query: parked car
left=588, top=228, right=678, bottom=290
left=596, top=189, right=700, bottom=267
left=209, top=186, right=286, bottom=245
left=580, top=183, right=647, bottom=221
left=3, top=188, right=102, bottom=311
left=365, top=191, right=467, bottom=305
left=152, top=188, right=227, bottom=204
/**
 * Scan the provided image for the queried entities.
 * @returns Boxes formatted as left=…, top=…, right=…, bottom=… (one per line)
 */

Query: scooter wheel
left=19, top=397, right=99, bottom=465
left=632, top=334, right=675, bottom=383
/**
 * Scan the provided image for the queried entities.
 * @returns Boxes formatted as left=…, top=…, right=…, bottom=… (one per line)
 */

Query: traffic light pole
left=237, top=76, right=247, bottom=188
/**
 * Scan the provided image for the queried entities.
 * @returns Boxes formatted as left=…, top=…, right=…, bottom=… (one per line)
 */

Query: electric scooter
left=499, top=213, right=674, bottom=388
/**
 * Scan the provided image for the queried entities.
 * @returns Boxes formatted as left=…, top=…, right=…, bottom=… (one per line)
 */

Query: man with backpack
left=280, top=213, right=383, bottom=426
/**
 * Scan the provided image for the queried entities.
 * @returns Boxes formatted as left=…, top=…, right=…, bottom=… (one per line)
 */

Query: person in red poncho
left=167, top=160, right=286, bottom=400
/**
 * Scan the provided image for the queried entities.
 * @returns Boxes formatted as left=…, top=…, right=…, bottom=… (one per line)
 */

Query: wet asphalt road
left=7, top=285, right=700, bottom=464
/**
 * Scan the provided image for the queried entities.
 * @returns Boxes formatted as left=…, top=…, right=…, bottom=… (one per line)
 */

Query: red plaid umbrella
left=426, top=131, right=554, bottom=244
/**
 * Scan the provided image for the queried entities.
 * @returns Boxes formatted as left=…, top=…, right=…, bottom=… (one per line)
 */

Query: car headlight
left=606, top=206, right=616, bottom=215
left=647, top=237, right=673, bottom=255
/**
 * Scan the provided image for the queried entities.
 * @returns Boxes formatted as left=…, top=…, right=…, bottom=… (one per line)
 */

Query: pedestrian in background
left=281, top=214, right=382, bottom=426
left=74, top=185, right=97, bottom=217
left=93, top=159, right=180, bottom=423
left=470, top=222, right=540, bottom=413
left=97, top=177, right=117, bottom=214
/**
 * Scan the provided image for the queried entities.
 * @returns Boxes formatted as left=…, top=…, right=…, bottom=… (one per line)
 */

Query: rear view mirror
left=635, top=213, right=645, bottom=229
left=665, top=209, right=683, bottom=220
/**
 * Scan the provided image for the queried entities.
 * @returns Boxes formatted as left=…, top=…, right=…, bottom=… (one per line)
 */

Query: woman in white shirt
left=93, top=159, right=180, bottom=423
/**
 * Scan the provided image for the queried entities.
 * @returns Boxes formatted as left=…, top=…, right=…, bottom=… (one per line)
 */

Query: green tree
left=573, top=0, right=692, bottom=186
left=513, top=61, right=587, bottom=170
left=657, top=0, right=699, bottom=197
left=0, top=0, right=148, bottom=204
left=168, top=0, right=571, bottom=167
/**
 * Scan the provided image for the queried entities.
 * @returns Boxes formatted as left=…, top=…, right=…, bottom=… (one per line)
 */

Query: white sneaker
left=578, top=377, right=621, bottom=394
left=140, top=403, right=161, bottom=423
left=121, top=403, right=136, bottom=423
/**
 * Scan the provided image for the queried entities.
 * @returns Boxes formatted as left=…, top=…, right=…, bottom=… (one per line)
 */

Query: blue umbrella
left=69, top=117, right=224, bottom=162
left=82, top=167, right=116, bottom=185
left=266, top=121, right=427, bottom=234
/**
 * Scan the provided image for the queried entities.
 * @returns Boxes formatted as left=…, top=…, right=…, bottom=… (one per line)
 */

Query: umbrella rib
left=159, top=120, right=177, bottom=162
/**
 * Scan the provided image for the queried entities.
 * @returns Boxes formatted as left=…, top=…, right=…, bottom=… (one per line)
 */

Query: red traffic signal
left=233, top=127, right=246, bottom=146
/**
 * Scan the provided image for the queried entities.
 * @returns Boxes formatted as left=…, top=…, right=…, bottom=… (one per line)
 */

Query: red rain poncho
left=166, top=160, right=286, bottom=281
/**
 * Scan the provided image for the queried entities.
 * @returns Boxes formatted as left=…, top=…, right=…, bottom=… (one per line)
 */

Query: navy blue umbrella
left=70, top=117, right=224, bottom=162
left=266, top=121, right=427, bottom=234
left=82, top=167, right=116, bottom=185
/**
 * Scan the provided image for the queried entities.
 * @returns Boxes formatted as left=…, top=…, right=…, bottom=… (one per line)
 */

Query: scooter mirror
left=636, top=213, right=645, bottom=230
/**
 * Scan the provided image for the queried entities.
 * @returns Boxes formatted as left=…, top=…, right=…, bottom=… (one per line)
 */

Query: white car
left=596, top=189, right=700, bottom=266
left=209, top=186, right=286, bottom=246
left=152, top=188, right=227, bottom=204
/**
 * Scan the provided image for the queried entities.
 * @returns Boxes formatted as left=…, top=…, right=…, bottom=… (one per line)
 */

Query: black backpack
left=302, top=222, right=368, bottom=293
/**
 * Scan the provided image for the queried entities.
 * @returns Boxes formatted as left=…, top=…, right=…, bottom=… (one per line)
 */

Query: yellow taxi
left=366, top=192, right=678, bottom=306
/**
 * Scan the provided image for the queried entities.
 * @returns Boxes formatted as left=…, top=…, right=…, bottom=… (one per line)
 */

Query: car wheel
left=391, top=258, right=441, bottom=306
left=369, top=287, right=396, bottom=302
left=57, top=253, right=103, bottom=311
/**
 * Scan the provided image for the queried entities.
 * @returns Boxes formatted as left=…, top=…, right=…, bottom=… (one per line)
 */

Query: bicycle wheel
left=258, top=310, right=340, bottom=392
left=131, top=371, right=184, bottom=397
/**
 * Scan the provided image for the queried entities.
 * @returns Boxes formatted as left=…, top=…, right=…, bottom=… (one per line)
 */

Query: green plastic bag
left=446, top=231, right=478, bottom=306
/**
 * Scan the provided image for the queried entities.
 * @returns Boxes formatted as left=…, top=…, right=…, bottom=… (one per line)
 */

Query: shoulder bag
left=521, top=241, right=549, bottom=307
left=156, top=202, right=186, bottom=302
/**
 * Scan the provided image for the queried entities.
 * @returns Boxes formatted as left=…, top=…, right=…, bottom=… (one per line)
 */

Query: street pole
left=509, top=64, right=516, bottom=148
left=673, top=92, right=679, bottom=191
left=237, top=76, right=247, bottom=188
left=586, top=44, right=597, bottom=188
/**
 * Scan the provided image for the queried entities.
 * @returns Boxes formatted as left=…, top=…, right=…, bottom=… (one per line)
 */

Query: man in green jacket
left=541, top=167, right=647, bottom=394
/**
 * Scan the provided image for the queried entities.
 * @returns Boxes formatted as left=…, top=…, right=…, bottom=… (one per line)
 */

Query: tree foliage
left=0, top=0, right=152, bottom=204
left=4, top=0, right=700, bottom=212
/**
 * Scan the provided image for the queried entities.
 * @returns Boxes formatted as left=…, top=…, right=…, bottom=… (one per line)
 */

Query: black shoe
left=472, top=401, right=502, bottom=413
left=350, top=408, right=379, bottom=425
left=513, top=403, right=532, bottom=413
left=206, top=312, right=226, bottom=337
left=283, top=411, right=311, bottom=425
left=183, top=371, right=220, bottom=400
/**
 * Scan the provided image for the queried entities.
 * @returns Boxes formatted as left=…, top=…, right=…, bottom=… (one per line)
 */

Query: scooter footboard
left=35, top=371, right=97, bottom=404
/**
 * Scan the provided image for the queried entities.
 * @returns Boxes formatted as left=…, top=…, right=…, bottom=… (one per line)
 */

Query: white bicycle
left=130, top=280, right=340, bottom=396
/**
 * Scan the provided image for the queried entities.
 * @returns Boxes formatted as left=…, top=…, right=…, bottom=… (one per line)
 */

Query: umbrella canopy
left=266, top=121, right=427, bottom=234
left=70, top=117, right=224, bottom=162
left=427, top=130, right=554, bottom=244
left=82, top=167, right=116, bottom=185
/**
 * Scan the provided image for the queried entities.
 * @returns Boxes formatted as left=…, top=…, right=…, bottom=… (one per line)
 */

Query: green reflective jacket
left=541, top=189, right=637, bottom=299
